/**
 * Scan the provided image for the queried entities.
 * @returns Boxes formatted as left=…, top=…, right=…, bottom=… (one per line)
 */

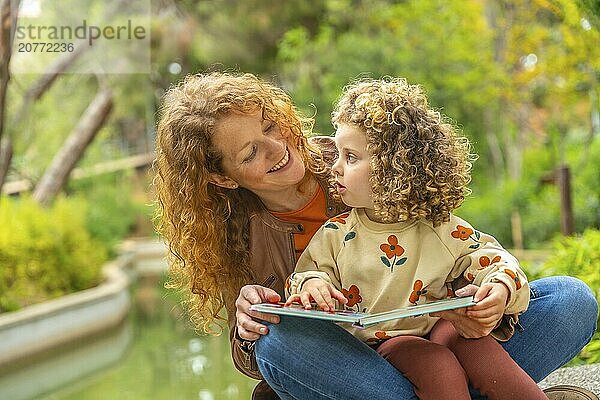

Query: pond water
left=33, top=274, right=256, bottom=400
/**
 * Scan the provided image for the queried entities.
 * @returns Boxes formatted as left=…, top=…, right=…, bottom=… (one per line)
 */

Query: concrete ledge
left=0, top=322, right=132, bottom=400
left=0, top=252, right=134, bottom=369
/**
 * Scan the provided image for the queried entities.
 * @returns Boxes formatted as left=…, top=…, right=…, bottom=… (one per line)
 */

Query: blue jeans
left=255, top=277, right=598, bottom=400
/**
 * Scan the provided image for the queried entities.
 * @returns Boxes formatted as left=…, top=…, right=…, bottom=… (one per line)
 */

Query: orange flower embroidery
left=375, top=331, right=391, bottom=340
left=479, top=255, right=501, bottom=269
left=503, top=269, right=522, bottom=290
left=367, top=331, right=392, bottom=343
left=466, top=272, right=475, bottom=282
left=409, top=280, right=428, bottom=304
left=379, top=235, right=408, bottom=271
left=341, top=285, right=363, bottom=307
left=329, top=213, right=350, bottom=224
left=451, top=225, right=474, bottom=241
left=380, top=235, right=404, bottom=258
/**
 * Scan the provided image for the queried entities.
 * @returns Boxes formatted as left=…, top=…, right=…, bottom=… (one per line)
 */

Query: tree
left=276, top=0, right=599, bottom=185
left=0, top=0, right=21, bottom=188
left=32, top=86, right=113, bottom=206
left=277, top=0, right=498, bottom=159
left=1, top=0, right=135, bottom=199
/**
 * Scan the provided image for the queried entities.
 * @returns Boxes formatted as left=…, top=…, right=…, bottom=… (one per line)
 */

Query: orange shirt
left=272, top=185, right=329, bottom=261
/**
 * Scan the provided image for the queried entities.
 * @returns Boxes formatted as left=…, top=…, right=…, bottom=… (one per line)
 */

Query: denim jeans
left=255, top=277, right=598, bottom=400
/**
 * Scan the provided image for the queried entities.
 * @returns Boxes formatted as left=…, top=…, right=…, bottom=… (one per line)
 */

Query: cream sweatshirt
left=286, top=209, right=530, bottom=344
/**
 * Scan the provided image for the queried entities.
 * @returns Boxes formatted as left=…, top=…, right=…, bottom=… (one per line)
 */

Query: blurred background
left=0, top=0, right=598, bottom=399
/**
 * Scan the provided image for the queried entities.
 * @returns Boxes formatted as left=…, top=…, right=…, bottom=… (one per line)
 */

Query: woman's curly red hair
left=153, top=72, right=324, bottom=333
left=332, top=77, right=476, bottom=226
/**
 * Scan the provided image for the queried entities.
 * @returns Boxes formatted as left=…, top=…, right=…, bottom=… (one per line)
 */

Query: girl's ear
left=209, top=173, right=239, bottom=189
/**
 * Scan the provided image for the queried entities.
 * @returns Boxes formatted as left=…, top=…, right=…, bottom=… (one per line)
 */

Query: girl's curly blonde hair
left=332, top=77, right=475, bottom=226
left=153, top=72, right=324, bottom=334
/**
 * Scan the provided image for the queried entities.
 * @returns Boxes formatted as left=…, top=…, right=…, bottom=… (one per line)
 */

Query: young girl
left=285, top=77, right=549, bottom=400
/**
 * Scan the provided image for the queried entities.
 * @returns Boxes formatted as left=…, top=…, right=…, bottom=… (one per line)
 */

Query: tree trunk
left=482, top=108, right=505, bottom=181
left=0, top=0, right=128, bottom=191
left=0, top=0, right=20, bottom=188
left=32, top=89, right=113, bottom=206
left=0, top=136, right=12, bottom=187
left=483, top=0, right=511, bottom=184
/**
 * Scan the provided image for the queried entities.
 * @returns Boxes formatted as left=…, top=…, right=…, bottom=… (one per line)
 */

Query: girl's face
left=331, top=123, right=374, bottom=210
left=210, top=110, right=306, bottom=196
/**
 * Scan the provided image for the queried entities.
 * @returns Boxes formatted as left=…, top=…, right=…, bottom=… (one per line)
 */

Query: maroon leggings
left=376, top=319, right=548, bottom=400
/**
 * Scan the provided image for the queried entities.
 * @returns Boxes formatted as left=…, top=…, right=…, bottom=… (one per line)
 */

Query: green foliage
left=537, top=229, right=600, bottom=364
left=457, top=190, right=514, bottom=247
left=69, top=173, right=144, bottom=256
left=541, top=230, right=600, bottom=299
left=274, top=0, right=600, bottom=187
left=278, top=0, right=500, bottom=140
left=459, top=135, right=600, bottom=249
left=8, top=75, right=92, bottom=181
left=570, top=137, right=600, bottom=231
left=0, top=196, right=108, bottom=312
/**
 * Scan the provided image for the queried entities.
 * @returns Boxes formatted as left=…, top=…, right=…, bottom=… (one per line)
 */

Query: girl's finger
left=466, top=306, right=500, bottom=319
left=467, top=311, right=501, bottom=323
left=284, top=294, right=301, bottom=306
left=300, top=291, right=313, bottom=309
left=319, top=289, right=335, bottom=311
left=310, top=290, right=330, bottom=311
left=331, top=288, right=348, bottom=305
left=474, top=284, right=493, bottom=303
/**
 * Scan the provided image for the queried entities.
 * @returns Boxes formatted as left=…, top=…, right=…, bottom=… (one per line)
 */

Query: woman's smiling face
left=210, top=110, right=306, bottom=196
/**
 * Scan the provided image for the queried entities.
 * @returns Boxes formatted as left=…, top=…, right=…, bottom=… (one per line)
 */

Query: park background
left=0, top=0, right=599, bottom=399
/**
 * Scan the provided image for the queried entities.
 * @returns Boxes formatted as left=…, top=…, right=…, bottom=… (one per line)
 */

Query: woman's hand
left=285, top=278, right=347, bottom=312
left=431, top=282, right=509, bottom=339
left=235, top=285, right=281, bottom=341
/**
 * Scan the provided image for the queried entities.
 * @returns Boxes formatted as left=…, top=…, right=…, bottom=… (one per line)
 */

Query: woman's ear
left=209, top=173, right=239, bottom=189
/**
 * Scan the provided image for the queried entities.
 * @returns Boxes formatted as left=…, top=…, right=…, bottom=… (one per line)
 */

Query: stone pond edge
left=0, top=251, right=135, bottom=369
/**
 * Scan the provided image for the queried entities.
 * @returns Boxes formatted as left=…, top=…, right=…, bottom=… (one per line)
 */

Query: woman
left=153, top=71, right=598, bottom=400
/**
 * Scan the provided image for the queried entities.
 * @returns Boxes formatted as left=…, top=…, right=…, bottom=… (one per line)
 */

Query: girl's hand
left=235, top=285, right=281, bottom=341
left=431, top=282, right=509, bottom=338
left=285, top=278, right=348, bottom=312
left=465, top=282, right=510, bottom=324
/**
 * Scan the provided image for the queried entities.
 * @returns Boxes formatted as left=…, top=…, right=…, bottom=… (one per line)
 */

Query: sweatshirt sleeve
left=285, top=214, right=348, bottom=298
left=443, top=215, right=530, bottom=315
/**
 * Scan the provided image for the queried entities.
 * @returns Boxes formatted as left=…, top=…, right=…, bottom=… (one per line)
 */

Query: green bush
left=458, top=189, right=513, bottom=247
left=69, top=172, right=145, bottom=257
left=0, top=196, right=108, bottom=312
left=536, top=229, right=600, bottom=364
left=460, top=137, right=600, bottom=249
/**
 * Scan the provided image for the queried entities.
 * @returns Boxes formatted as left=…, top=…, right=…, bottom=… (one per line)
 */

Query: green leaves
left=0, top=195, right=108, bottom=312
left=538, top=229, right=600, bottom=364
left=380, top=256, right=407, bottom=271
left=380, top=256, right=391, bottom=268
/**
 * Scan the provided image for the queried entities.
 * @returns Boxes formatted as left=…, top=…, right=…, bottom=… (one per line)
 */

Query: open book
left=250, top=296, right=476, bottom=328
